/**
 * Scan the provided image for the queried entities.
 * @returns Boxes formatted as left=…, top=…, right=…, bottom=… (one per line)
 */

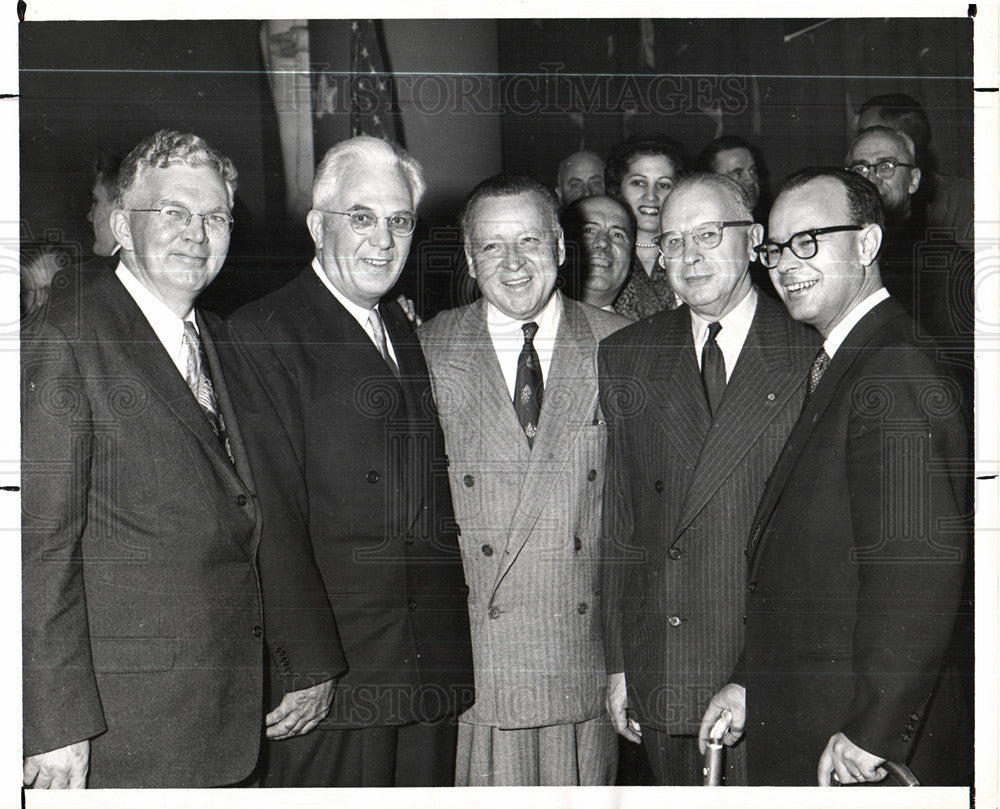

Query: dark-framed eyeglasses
left=128, top=205, right=234, bottom=238
left=317, top=209, right=417, bottom=237
left=654, top=220, right=753, bottom=258
left=754, top=225, right=864, bottom=269
left=845, top=159, right=916, bottom=180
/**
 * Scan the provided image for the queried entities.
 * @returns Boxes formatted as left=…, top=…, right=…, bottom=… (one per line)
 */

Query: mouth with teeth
left=502, top=276, right=532, bottom=289
left=361, top=258, right=391, bottom=268
left=784, top=279, right=819, bottom=294
left=637, top=205, right=659, bottom=216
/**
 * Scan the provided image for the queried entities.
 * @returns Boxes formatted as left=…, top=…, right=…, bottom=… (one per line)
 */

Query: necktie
left=701, top=321, right=726, bottom=417
left=368, top=307, right=399, bottom=377
left=803, top=347, right=831, bottom=409
left=182, top=321, right=233, bottom=460
left=515, top=321, right=544, bottom=447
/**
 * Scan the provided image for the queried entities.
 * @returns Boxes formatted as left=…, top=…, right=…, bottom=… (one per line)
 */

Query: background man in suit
left=699, top=168, right=971, bottom=786
left=599, top=173, right=818, bottom=785
left=228, top=135, right=474, bottom=788
left=556, top=150, right=606, bottom=205
left=420, top=175, right=628, bottom=786
left=21, top=129, right=344, bottom=788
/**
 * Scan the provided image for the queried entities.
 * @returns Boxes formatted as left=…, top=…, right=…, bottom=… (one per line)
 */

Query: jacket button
left=407, top=599, right=417, bottom=611
left=276, top=647, right=286, bottom=656
left=577, top=602, right=588, bottom=615
left=667, top=615, right=682, bottom=627
left=748, top=581, right=758, bottom=592
left=252, top=625, right=263, bottom=637
left=463, top=474, right=474, bottom=487
left=366, top=470, right=380, bottom=484
left=741, top=614, right=747, bottom=624
left=488, top=606, right=501, bottom=619
left=587, top=469, right=597, bottom=482
left=654, top=480, right=664, bottom=493
left=235, top=493, right=248, bottom=506
left=462, top=585, right=470, bottom=596
left=481, top=543, right=494, bottom=557
left=668, top=547, right=682, bottom=560
left=444, top=454, right=450, bottom=465
left=574, top=536, right=582, bottom=551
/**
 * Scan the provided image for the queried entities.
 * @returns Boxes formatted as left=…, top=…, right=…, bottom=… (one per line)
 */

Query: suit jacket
left=598, top=291, right=820, bottom=733
left=735, top=297, right=971, bottom=785
left=420, top=294, right=628, bottom=728
left=228, top=268, right=474, bottom=728
left=22, top=270, right=267, bottom=788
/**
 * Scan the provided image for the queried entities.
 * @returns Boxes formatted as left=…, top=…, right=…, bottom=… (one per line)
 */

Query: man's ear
left=556, top=227, right=566, bottom=266
left=858, top=223, right=883, bottom=266
left=306, top=210, right=324, bottom=250
left=747, top=223, right=765, bottom=262
left=464, top=247, right=478, bottom=280
left=110, top=209, right=134, bottom=252
left=907, top=167, right=922, bottom=195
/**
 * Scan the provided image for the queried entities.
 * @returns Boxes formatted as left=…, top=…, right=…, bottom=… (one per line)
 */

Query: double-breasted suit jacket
left=598, top=291, right=820, bottom=733
left=735, top=297, right=971, bottom=785
left=22, top=270, right=271, bottom=788
left=228, top=268, right=474, bottom=729
left=420, top=294, right=628, bottom=729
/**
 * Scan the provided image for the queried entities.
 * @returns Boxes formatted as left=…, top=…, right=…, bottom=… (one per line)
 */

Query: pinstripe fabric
left=599, top=292, right=820, bottom=736
left=420, top=295, right=629, bottom=733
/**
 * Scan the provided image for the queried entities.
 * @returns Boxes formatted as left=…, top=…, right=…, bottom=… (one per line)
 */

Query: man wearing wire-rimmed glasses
left=599, top=172, right=818, bottom=785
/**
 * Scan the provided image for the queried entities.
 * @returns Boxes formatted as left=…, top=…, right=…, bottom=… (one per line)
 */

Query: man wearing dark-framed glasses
left=701, top=167, right=971, bottom=787
left=600, top=172, right=818, bottom=786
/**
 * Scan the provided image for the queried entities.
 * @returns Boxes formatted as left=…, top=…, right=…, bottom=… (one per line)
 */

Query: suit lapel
left=746, top=298, right=907, bottom=568
left=674, top=295, right=804, bottom=537
left=492, top=298, right=599, bottom=594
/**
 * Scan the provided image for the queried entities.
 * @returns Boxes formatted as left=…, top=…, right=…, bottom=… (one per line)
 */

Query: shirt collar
left=115, top=263, right=195, bottom=372
left=312, top=256, right=381, bottom=328
left=823, top=287, right=890, bottom=358
left=485, top=289, right=562, bottom=342
left=689, top=285, right=757, bottom=344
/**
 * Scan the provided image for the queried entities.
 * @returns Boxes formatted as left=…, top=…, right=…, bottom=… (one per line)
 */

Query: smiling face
left=307, top=160, right=415, bottom=309
left=111, top=163, right=231, bottom=316
left=659, top=181, right=760, bottom=320
left=767, top=177, right=882, bottom=337
left=576, top=196, right=633, bottom=307
left=465, top=191, right=565, bottom=320
left=712, top=147, right=760, bottom=208
left=618, top=154, right=678, bottom=236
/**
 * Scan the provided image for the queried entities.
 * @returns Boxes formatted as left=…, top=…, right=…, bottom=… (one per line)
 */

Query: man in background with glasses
left=599, top=173, right=818, bottom=785
left=21, top=129, right=344, bottom=788
left=700, top=167, right=971, bottom=786
left=229, top=135, right=474, bottom=788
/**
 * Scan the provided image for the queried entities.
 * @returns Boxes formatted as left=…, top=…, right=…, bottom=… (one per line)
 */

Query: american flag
left=350, top=19, right=406, bottom=147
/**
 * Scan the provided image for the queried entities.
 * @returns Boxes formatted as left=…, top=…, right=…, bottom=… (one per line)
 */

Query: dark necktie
left=182, top=321, right=233, bottom=461
left=803, top=347, right=831, bottom=409
left=701, top=321, right=726, bottom=417
left=368, top=307, right=399, bottom=377
left=515, top=321, right=544, bottom=447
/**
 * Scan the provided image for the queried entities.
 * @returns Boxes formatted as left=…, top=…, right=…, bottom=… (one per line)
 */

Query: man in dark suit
left=228, top=135, right=474, bottom=788
left=699, top=168, right=971, bottom=786
left=599, top=173, right=819, bottom=785
left=22, top=129, right=345, bottom=789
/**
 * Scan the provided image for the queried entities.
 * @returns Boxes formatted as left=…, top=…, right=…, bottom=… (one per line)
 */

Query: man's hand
left=397, top=294, right=422, bottom=327
left=265, top=679, right=335, bottom=740
left=817, top=732, right=887, bottom=786
left=606, top=672, right=642, bottom=743
left=697, top=683, right=746, bottom=754
left=23, top=740, right=89, bottom=789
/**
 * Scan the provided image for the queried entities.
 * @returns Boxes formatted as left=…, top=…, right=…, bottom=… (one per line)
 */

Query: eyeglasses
left=654, top=220, right=753, bottom=258
left=754, top=225, right=864, bottom=269
left=317, top=209, right=417, bottom=237
left=128, top=205, right=234, bottom=238
left=845, top=159, right=916, bottom=180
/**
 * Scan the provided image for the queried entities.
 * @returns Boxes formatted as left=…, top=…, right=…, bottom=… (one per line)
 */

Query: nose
left=368, top=218, right=394, bottom=250
left=773, top=246, right=797, bottom=274
left=591, top=229, right=610, bottom=249
left=182, top=213, right=209, bottom=243
left=681, top=233, right=701, bottom=265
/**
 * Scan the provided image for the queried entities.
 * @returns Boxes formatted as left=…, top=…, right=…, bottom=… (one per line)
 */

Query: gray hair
left=312, top=135, right=426, bottom=210
left=116, top=129, right=238, bottom=208
left=847, top=125, right=917, bottom=164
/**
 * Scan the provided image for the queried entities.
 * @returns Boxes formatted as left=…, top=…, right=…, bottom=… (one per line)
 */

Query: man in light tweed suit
left=599, top=173, right=819, bottom=785
left=420, top=175, right=629, bottom=785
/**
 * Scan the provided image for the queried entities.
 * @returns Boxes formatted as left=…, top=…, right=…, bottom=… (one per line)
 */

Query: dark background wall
left=20, top=17, right=973, bottom=316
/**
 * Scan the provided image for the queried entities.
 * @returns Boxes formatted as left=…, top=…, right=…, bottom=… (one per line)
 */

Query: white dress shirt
left=486, top=292, right=562, bottom=401
left=116, top=264, right=197, bottom=378
left=823, top=287, right=890, bottom=359
left=690, top=286, right=758, bottom=383
left=312, top=257, right=398, bottom=365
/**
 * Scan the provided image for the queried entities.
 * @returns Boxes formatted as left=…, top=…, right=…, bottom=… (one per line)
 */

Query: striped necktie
left=182, top=320, right=233, bottom=461
left=368, top=307, right=399, bottom=377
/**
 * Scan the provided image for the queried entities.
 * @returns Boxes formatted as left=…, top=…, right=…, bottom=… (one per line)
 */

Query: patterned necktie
left=368, top=307, right=399, bottom=377
left=182, top=321, right=233, bottom=461
left=515, top=321, right=544, bottom=447
left=701, top=321, right=726, bottom=417
left=803, top=347, right=832, bottom=409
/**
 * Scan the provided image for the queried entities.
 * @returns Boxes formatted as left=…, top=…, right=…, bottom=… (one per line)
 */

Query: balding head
left=556, top=150, right=605, bottom=204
